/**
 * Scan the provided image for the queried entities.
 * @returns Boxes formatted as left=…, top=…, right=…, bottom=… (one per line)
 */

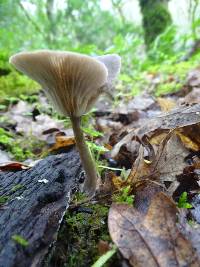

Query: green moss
left=48, top=195, right=113, bottom=267
left=11, top=184, right=24, bottom=192
left=112, top=186, right=134, bottom=205
left=140, top=0, right=172, bottom=47
left=123, top=58, right=200, bottom=98
left=0, top=127, right=13, bottom=145
left=0, top=195, right=9, bottom=205
left=0, top=71, right=39, bottom=102
left=0, top=50, right=39, bottom=102
left=0, top=127, right=45, bottom=161
left=0, top=50, right=11, bottom=72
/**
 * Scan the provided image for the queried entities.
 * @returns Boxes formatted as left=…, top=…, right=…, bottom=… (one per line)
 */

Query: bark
left=0, top=149, right=81, bottom=267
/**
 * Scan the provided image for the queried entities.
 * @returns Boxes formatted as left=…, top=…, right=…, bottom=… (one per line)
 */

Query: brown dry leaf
left=175, top=124, right=200, bottom=151
left=127, top=145, right=156, bottom=185
left=187, top=68, right=200, bottom=88
left=49, top=135, right=75, bottom=151
left=134, top=181, right=163, bottom=214
left=0, top=162, right=30, bottom=172
left=128, top=133, right=189, bottom=195
left=97, top=240, right=110, bottom=255
left=150, top=131, right=168, bottom=146
left=179, top=88, right=200, bottom=105
left=176, top=131, right=199, bottom=151
left=155, top=134, right=189, bottom=183
left=178, top=208, right=200, bottom=255
left=111, top=173, right=126, bottom=190
left=111, top=103, right=200, bottom=158
left=157, top=97, right=176, bottom=112
left=137, top=103, right=200, bottom=136
left=108, top=192, right=199, bottom=267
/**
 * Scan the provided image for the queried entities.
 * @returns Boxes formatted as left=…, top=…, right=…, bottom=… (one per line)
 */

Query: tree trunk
left=139, top=0, right=172, bottom=49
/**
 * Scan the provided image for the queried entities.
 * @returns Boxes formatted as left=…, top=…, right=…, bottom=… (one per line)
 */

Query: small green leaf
left=113, top=186, right=134, bottom=205
left=87, top=142, right=109, bottom=153
left=178, top=192, right=193, bottom=209
left=91, top=246, right=117, bottom=267
left=82, top=127, right=103, bottom=137
left=12, top=235, right=29, bottom=247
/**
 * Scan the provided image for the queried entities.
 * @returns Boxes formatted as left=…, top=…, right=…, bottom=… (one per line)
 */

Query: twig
left=18, top=1, right=44, bottom=36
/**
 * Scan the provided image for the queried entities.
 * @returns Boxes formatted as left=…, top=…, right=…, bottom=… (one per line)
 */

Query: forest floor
left=1, top=65, right=200, bottom=266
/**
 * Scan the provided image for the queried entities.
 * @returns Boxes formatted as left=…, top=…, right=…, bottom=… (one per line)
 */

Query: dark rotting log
left=0, top=149, right=81, bottom=267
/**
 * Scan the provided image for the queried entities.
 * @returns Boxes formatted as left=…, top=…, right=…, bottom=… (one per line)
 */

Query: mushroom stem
left=71, top=116, right=98, bottom=196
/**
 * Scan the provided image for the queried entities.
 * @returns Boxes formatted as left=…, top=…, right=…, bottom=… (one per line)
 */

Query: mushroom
left=9, top=50, right=121, bottom=196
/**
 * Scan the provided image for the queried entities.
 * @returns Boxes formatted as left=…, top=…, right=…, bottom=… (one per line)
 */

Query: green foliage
left=11, top=235, right=29, bottom=247
left=0, top=127, right=45, bottom=161
left=11, top=184, right=24, bottom=192
left=0, top=49, right=39, bottom=101
left=0, top=127, right=13, bottom=145
left=147, top=26, right=178, bottom=62
left=0, top=71, right=38, bottom=101
left=0, top=0, right=199, bottom=101
left=178, top=192, right=193, bottom=209
left=62, top=202, right=110, bottom=267
left=0, top=195, right=9, bottom=205
left=113, top=185, right=134, bottom=205
left=82, top=127, right=103, bottom=138
left=139, top=0, right=172, bottom=47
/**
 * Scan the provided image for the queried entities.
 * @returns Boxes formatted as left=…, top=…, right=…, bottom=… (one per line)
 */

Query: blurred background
left=0, top=0, right=200, bottom=100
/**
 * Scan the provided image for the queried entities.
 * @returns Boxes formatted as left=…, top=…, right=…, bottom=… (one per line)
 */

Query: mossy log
left=0, top=149, right=81, bottom=267
left=139, top=0, right=172, bottom=48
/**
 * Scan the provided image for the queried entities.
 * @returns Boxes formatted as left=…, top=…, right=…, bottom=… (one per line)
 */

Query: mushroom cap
left=95, top=54, right=121, bottom=85
left=9, top=50, right=108, bottom=117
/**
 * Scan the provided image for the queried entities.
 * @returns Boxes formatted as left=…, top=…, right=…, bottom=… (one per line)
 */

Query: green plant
left=0, top=127, right=45, bottom=161
left=0, top=195, right=9, bottom=205
left=11, top=184, right=24, bottom=192
left=11, top=235, right=29, bottom=247
left=91, top=246, right=117, bottom=267
left=58, top=202, right=110, bottom=267
left=0, top=71, right=38, bottom=101
left=0, top=127, right=13, bottom=145
left=113, top=185, right=134, bottom=205
left=178, top=192, right=192, bottom=209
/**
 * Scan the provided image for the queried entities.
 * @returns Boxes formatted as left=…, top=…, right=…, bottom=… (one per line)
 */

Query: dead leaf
left=176, top=131, right=199, bottom=151
left=157, top=97, right=176, bottom=112
left=97, top=240, right=110, bottom=255
left=0, top=162, right=30, bottom=171
left=176, top=125, right=200, bottom=151
left=137, top=103, right=200, bottom=136
left=108, top=192, right=199, bottom=267
left=128, top=133, right=189, bottom=195
left=179, top=88, right=200, bottom=105
left=155, top=134, right=189, bottom=183
left=49, top=135, right=75, bottom=151
left=187, top=68, right=200, bottom=88
left=134, top=181, right=163, bottom=214
left=111, top=103, right=200, bottom=158
left=178, top=210, right=200, bottom=257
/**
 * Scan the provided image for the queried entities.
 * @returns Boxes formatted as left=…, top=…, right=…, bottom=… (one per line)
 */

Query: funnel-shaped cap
left=10, top=50, right=108, bottom=117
